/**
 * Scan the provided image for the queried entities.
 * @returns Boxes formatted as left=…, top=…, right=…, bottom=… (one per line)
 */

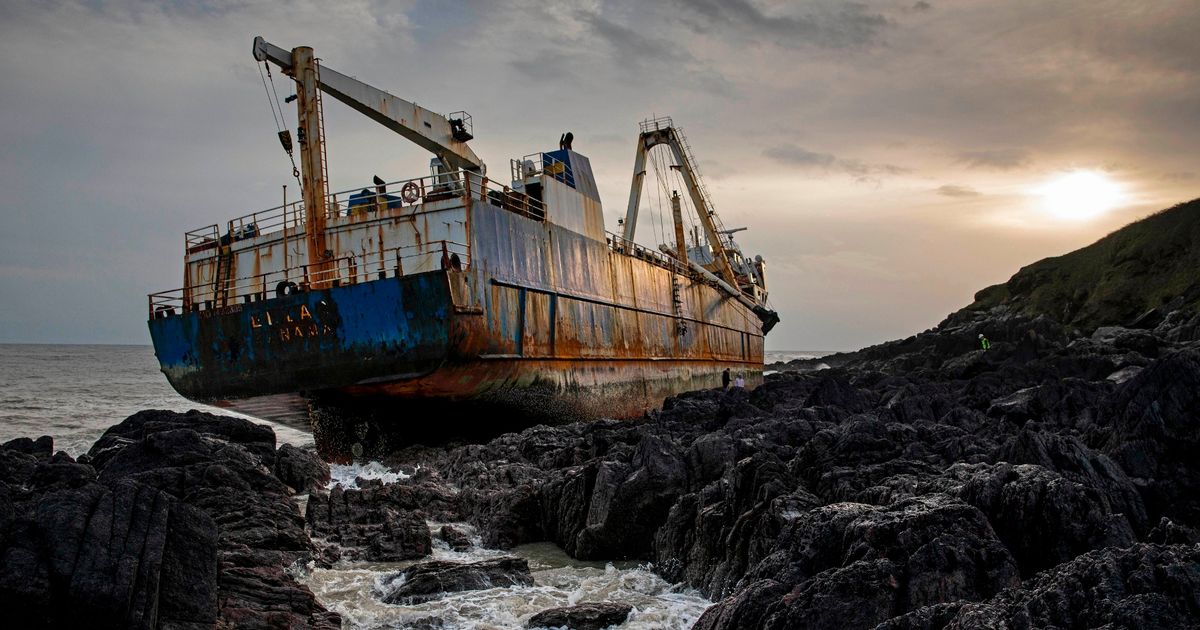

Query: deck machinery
left=147, top=37, right=778, bottom=456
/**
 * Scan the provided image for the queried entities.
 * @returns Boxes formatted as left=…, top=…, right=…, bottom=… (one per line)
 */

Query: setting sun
left=1034, top=170, right=1125, bottom=220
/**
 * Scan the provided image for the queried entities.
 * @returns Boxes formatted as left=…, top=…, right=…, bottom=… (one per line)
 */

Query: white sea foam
left=764, top=350, right=835, bottom=364
left=328, top=461, right=415, bottom=489
left=305, top=533, right=712, bottom=629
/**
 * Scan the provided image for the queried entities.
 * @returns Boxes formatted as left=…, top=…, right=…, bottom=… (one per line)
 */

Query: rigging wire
left=649, top=146, right=680, bottom=249
left=257, top=61, right=283, bottom=133
left=258, top=61, right=302, bottom=183
left=648, top=150, right=667, bottom=250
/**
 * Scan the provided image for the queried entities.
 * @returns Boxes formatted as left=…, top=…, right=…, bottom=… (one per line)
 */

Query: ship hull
left=149, top=197, right=766, bottom=450
left=149, top=267, right=761, bottom=421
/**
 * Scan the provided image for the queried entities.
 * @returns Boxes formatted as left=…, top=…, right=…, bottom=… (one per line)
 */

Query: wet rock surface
left=376, top=557, right=534, bottom=604
left=5, top=299, right=1200, bottom=628
left=375, top=304, right=1200, bottom=629
left=306, top=481, right=435, bottom=562
left=0, top=409, right=340, bottom=629
left=527, top=602, right=633, bottom=629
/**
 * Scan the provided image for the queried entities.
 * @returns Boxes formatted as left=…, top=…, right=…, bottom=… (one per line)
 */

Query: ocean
left=0, top=343, right=311, bottom=455
left=1, top=343, right=822, bottom=629
left=0, top=344, right=826, bottom=454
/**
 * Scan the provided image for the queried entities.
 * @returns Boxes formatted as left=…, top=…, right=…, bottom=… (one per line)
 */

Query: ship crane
left=622, top=121, right=739, bottom=288
left=624, top=119, right=779, bottom=332
left=251, top=36, right=483, bottom=288
left=252, top=36, right=484, bottom=174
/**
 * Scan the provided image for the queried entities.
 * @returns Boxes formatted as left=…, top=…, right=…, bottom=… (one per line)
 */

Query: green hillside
left=967, top=198, right=1200, bottom=332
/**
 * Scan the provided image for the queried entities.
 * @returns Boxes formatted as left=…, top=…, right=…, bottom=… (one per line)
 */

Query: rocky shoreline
left=5, top=299, right=1200, bottom=629
left=5, top=299, right=1198, bottom=628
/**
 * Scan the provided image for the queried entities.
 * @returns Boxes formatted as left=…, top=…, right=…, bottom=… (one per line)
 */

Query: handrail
left=605, top=231, right=695, bottom=279
left=510, top=152, right=574, bottom=186
left=149, top=239, right=470, bottom=317
left=182, top=169, right=548, bottom=257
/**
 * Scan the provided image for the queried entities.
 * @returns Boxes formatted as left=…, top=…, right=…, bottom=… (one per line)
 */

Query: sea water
left=0, top=344, right=829, bottom=628
left=0, top=344, right=715, bottom=628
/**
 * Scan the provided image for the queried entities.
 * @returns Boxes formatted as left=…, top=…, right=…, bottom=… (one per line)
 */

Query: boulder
left=273, top=443, right=330, bottom=494
left=439, top=524, right=472, bottom=552
left=376, top=557, right=534, bottom=604
left=527, top=602, right=633, bottom=629
left=1, top=435, right=53, bottom=458
left=84, top=410, right=338, bottom=628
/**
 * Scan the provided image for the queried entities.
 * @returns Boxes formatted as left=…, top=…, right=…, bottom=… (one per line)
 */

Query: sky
left=1, top=0, right=1197, bottom=351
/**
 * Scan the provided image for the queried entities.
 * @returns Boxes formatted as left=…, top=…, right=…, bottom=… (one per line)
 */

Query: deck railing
left=606, top=231, right=697, bottom=279
left=181, top=170, right=545, bottom=258
left=510, top=152, right=574, bottom=187
left=149, top=240, right=470, bottom=318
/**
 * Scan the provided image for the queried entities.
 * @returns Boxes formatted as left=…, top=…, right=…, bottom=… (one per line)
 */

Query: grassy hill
left=966, top=198, right=1200, bottom=332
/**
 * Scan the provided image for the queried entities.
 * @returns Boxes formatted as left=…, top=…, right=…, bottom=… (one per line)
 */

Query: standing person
left=978, top=333, right=991, bottom=351
left=734, top=374, right=745, bottom=389
left=721, top=367, right=731, bottom=390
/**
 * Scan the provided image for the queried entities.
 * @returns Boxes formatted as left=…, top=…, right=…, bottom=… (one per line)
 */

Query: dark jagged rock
left=944, top=544, right=1200, bottom=629
left=527, top=602, right=633, bottom=629
left=0, top=444, right=219, bottom=629
left=1104, top=349, right=1200, bottom=526
left=274, top=443, right=330, bottom=494
left=439, top=524, right=472, bottom=551
left=995, top=428, right=1148, bottom=533
left=956, top=462, right=1137, bottom=576
left=376, top=557, right=533, bottom=604
left=695, top=495, right=1019, bottom=629
left=76, top=409, right=338, bottom=628
left=306, top=483, right=432, bottom=561
left=1, top=435, right=53, bottom=458
left=85, top=408, right=277, bottom=469
left=1146, top=517, right=1199, bottom=544
left=350, top=202, right=1200, bottom=629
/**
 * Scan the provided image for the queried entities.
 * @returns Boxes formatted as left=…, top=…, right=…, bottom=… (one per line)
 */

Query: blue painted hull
left=148, top=271, right=453, bottom=400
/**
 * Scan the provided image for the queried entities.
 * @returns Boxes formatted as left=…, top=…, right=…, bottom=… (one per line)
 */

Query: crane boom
left=252, top=36, right=484, bottom=173
left=622, top=123, right=737, bottom=287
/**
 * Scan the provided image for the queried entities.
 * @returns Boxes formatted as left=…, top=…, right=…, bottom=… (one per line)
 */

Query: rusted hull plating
left=149, top=198, right=766, bottom=426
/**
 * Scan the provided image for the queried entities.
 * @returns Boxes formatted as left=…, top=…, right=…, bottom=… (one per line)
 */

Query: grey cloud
left=578, top=12, right=688, bottom=64
left=912, top=1, right=932, bottom=11
left=765, top=144, right=909, bottom=183
left=936, top=184, right=981, bottom=197
left=675, top=0, right=890, bottom=49
left=957, top=149, right=1031, bottom=170
left=764, top=145, right=836, bottom=167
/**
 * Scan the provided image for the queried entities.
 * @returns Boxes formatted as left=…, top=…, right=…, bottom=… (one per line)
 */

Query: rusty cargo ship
left=147, top=37, right=778, bottom=451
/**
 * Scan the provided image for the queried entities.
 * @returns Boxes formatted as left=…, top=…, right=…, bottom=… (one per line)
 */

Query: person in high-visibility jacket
left=978, top=333, right=991, bottom=351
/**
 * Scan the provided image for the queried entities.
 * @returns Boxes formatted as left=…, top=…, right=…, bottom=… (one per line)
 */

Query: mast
left=670, top=191, right=687, bottom=262
left=291, top=46, right=335, bottom=289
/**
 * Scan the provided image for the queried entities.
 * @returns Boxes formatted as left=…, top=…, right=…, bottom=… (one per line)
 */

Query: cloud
left=1163, top=171, right=1196, bottom=181
left=957, top=149, right=1031, bottom=170
left=578, top=12, right=688, bottom=64
left=765, top=144, right=909, bottom=183
left=674, top=0, right=890, bottom=49
left=936, top=184, right=981, bottom=197
left=911, top=1, right=932, bottom=11
left=764, top=145, right=836, bottom=167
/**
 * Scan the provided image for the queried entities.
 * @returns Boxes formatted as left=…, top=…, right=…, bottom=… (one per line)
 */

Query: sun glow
left=1034, top=170, right=1125, bottom=221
